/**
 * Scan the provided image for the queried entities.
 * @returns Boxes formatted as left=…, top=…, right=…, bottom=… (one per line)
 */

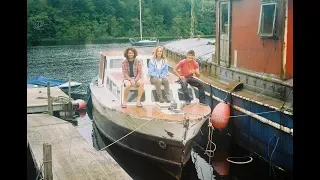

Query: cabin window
left=258, top=3, right=277, bottom=38
left=112, top=82, right=117, bottom=96
left=108, top=78, right=112, bottom=91
left=117, top=87, right=120, bottom=97
left=151, top=90, right=173, bottom=102
left=109, top=59, right=123, bottom=69
left=178, top=88, right=194, bottom=101
left=126, top=90, right=145, bottom=102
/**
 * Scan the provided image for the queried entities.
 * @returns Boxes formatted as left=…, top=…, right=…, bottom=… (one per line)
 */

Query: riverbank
left=27, top=35, right=215, bottom=46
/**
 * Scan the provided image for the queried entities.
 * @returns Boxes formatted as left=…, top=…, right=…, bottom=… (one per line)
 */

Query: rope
left=35, top=162, right=44, bottom=180
left=226, top=156, right=253, bottom=164
left=268, top=135, right=280, bottom=178
left=98, top=118, right=155, bottom=151
left=204, top=122, right=216, bottom=165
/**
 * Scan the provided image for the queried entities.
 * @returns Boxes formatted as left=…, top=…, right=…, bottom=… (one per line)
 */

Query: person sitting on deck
left=148, top=46, right=171, bottom=103
left=173, top=50, right=205, bottom=105
left=121, top=47, right=144, bottom=108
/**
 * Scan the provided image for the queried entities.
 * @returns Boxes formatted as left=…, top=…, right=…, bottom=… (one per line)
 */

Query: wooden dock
left=27, top=114, right=132, bottom=180
left=27, top=87, right=70, bottom=114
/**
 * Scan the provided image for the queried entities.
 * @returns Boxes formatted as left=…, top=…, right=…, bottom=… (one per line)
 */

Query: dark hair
left=187, top=50, right=195, bottom=56
left=124, top=48, right=138, bottom=59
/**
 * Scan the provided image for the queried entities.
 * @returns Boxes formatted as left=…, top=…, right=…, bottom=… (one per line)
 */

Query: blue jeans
left=180, top=77, right=205, bottom=104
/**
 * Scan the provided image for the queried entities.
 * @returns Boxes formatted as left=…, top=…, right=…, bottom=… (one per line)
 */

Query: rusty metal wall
left=229, top=0, right=285, bottom=78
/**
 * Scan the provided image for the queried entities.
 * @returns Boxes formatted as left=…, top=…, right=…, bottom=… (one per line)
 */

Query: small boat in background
left=128, top=0, right=159, bottom=47
left=27, top=75, right=82, bottom=94
left=129, top=38, right=158, bottom=47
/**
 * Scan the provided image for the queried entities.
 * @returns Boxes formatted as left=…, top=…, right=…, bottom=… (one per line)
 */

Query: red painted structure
left=215, top=0, right=293, bottom=80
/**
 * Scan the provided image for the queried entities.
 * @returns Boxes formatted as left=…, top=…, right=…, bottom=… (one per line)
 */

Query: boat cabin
left=97, top=51, right=198, bottom=109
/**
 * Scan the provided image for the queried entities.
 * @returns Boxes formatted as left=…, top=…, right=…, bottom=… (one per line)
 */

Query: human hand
left=130, top=79, right=136, bottom=87
left=195, top=68, right=200, bottom=76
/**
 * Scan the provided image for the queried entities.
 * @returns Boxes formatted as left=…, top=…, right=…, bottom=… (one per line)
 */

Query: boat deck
left=27, top=87, right=69, bottom=113
left=27, top=114, right=132, bottom=180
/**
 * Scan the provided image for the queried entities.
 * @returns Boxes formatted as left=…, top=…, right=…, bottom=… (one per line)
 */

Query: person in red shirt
left=173, top=50, right=205, bottom=104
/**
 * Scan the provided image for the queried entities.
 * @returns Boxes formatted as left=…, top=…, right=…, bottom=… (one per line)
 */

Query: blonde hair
left=152, top=46, right=166, bottom=59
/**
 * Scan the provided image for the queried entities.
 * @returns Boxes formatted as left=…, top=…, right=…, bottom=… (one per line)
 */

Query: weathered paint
left=285, top=0, right=293, bottom=78
left=218, top=0, right=288, bottom=78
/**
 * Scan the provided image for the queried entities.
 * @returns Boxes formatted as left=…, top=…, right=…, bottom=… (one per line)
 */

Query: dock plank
left=27, top=114, right=132, bottom=180
left=27, top=87, right=69, bottom=113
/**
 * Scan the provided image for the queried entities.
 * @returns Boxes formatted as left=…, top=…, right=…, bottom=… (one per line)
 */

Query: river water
left=27, top=42, right=291, bottom=180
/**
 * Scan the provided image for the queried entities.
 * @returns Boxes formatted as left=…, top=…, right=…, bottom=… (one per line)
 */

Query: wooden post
left=68, top=74, right=73, bottom=112
left=47, top=82, right=53, bottom=115
left=43, top=143, right=53, bottom=180
left=68, top=73, right=71, bottom=102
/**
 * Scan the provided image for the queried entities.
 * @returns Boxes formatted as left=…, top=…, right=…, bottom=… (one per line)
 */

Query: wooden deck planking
left=27, top=114, right=132, bottom=180
left=27, top=87, right=69, bottom=113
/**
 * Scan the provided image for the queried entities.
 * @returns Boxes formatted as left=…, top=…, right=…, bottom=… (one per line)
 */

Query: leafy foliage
left=27, top=0, right=216, bottom=43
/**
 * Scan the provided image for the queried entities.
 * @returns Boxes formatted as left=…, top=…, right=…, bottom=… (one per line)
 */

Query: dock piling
left=43, top=143, right=53, bottom=180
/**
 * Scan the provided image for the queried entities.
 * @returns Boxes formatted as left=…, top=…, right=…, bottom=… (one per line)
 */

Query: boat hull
left=90, top=93, right=200, bottom=179
left=130, top=41, right=158, bottom=47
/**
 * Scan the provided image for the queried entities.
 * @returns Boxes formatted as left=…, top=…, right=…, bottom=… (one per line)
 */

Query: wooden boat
left=87, top=50, right=211, bottom=179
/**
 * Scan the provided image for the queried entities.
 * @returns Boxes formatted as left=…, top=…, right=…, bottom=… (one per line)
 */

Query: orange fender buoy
left=211, top=101, right=230, bottom=129
left=79, top=109, right=87, bottom=118
left=73, top=99, right=87, bottom=110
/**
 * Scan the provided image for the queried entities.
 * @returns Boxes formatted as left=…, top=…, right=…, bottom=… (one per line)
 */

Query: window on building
left=258, top=3, right=277, bottom=38
left=220, top=2, right=229, bottom=35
